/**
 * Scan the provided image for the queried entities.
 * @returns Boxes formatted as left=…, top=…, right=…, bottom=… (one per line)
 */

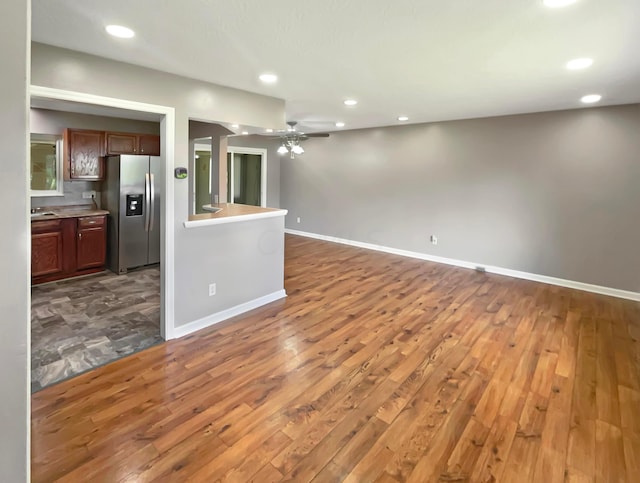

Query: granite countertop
left=30, top=204, right=109, bottom=221
left=185, top=203, right=288, bottom=228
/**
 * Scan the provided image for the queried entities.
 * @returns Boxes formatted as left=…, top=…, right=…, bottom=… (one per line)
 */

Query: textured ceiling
left=32, top=0, right=640, bottom=132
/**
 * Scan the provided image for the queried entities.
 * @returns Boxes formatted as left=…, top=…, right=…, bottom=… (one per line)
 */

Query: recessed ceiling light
left=231, top=124, right=239, bottom=129
left=581, top=94, right=602, bottom=104
left=398, top=116, right=409, bottom=122
left=105, top=25, right=135, bottom=38
left=344, top=99, right=358, bottom=106
left=265, top=128, right=273, bottom=133
left=242, top=131, right=249, bottom=135
left=335, top=122, right=345, bottom=128
left=543, top=0, right=578, bottom=7
left=259, top=73, right=278, bottom=84
left=566, top=58, right=593, bottom=70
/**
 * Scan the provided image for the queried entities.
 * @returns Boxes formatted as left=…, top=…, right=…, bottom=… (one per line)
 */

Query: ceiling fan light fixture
left=277, top=145, right=289, bottom=155
left=292, top=145, right=304, bottom=155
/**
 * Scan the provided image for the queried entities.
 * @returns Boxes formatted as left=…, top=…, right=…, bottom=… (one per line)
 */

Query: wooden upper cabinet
left=64, top=129, right=105, bottom=180
left=105, top=132, right=161, bottom=156
left=106, top=133, right=137, bottom=155
left=138, top=134, right=161, bottom=155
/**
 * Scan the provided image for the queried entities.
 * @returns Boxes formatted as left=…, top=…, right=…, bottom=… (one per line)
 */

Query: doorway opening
left=29, top=86, right=175, bottom=391
left=193, top=144, right=267, bottom=212
left=227, top=147, right=267, bottom=207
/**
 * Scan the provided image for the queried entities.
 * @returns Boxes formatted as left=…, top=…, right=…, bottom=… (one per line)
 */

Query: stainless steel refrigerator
left=102, top=155, right=161, bottom=274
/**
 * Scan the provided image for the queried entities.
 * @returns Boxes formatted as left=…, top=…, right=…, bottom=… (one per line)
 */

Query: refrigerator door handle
left=149, top=173, right=155, bottom=232
left=144, top=172, right=151, bottom=232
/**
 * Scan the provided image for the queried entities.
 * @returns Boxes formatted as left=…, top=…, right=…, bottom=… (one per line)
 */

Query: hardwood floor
left=31, top=235, right=640, bottom=482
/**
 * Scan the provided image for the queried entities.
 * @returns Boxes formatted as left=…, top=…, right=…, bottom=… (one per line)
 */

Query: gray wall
left=31, top=42, right=286, bottom=327
left=281, top=104, right=640, bottom=293
left=176, top=216, right=285, bottom=327
left=1, top=0, right=29, bottom=481
left=30, top=108, right=160, bottom=135
left=228, top=135, right=281, bottom=208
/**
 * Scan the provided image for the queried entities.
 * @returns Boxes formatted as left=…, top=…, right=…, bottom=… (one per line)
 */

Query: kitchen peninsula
left=174, top=202, right=288, bottom=338
left=184, top=202, right=287, bottom=228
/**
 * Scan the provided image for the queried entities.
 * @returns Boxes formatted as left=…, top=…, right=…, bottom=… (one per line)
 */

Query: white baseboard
left=173, top=289, right=287, bottom=339
left=285, top=228, right=640, bottom=302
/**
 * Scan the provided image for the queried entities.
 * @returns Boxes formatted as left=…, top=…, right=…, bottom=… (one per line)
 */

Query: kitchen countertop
left=30, top=205, right=109, bottom=221
left=184, top=203, right=287, bottom=228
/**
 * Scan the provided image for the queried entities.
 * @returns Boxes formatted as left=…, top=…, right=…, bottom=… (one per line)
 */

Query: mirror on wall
left=31, top=134, right=63, bottom=197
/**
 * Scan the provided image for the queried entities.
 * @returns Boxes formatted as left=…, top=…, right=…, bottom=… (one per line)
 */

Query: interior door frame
left=29, top=85, right=176, bottom=341
left=227, top=146, right=267, bottom=207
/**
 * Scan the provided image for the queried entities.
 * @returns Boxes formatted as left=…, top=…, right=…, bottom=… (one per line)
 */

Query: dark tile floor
left=31, top=266, right=162, bottom=392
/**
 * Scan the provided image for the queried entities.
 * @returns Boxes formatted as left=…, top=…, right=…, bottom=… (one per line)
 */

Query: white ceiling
left=32, top=0, right=640, bottom=132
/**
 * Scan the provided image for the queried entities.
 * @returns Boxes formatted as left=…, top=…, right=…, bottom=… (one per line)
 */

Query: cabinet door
left=76, top=226, right=106, bottom=270
left=138, top=135, right=161, bottom=156
left=76, top=216, right=106, bottom=270
left=106, top=133, right=137, bottom=155
left=32, top=231, right=63, bottom=277
left=65, top=129, right=105, bottom=180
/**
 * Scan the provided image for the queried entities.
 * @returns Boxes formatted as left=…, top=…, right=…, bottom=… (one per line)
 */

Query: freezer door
left=148, top=156, right=161, bottom=265
left=118, top=155, right=150, bottom=272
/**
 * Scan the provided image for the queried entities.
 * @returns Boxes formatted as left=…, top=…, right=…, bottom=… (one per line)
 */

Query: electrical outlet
left=82, top=190, right=96, bottom=199
left=430, top=235, right=438, bottom=245
left=296, top=217, right=301, bottom=223
left=209, top=283, right=216, bottom=296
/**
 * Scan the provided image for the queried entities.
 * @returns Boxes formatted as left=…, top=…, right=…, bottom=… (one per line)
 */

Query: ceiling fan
left=270, top=121, right=329, bottom=159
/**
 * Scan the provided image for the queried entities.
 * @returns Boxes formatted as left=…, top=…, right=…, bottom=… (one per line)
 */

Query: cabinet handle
left=78, top=233, right=82, bottom=239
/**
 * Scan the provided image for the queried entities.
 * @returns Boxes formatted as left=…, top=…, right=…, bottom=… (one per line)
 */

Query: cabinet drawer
left=78, top=216, right=105, bottom=228
left=31, top=219, right=62, bottom=233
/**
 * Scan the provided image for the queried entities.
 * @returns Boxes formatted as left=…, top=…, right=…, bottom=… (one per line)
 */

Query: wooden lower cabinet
left=31, top=215, right=107, bottom=284
left=31, top=229, right=63, bottom=278
left=76, top=217, right=107, bottom=270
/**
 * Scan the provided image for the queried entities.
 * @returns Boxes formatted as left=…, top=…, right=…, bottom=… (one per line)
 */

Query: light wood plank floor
left=31, top=235, right=640, bottom=482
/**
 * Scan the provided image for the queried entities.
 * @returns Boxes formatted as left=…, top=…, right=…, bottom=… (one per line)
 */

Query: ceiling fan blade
left=304, top=133, right=330, bottom=138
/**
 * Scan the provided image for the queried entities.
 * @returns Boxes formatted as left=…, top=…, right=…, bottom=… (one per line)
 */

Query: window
left=31, top=134, right=63, bottom=197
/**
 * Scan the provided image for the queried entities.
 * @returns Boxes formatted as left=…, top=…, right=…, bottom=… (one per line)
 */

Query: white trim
left=285, top=228, right=640, bottom=302
left=173, top=289, right=287, bottom=338
left=30, top=85, right=177, bottom=340
left=184, top=209, right=287, bottom=228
